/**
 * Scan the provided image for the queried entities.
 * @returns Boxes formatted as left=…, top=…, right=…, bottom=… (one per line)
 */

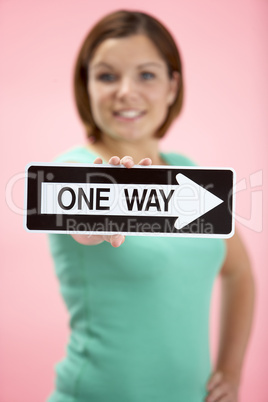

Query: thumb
left=103, top=234, right=125, bottom=247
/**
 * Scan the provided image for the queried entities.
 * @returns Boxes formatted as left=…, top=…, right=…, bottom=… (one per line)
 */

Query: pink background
left=1, top=0, right=267, bottom=401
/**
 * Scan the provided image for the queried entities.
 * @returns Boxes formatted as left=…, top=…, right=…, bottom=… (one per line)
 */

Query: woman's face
left=87, top=34, right=179, bottom=142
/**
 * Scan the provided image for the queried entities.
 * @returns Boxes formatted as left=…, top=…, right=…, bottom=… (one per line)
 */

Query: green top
left=47, top=146, right=226, bottom=402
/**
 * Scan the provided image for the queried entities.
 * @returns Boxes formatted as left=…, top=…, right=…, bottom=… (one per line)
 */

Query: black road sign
left=24, top=163, right=235, bottom=238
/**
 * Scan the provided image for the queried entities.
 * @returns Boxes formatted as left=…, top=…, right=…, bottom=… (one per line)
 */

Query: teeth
left=116, top=110, right=143, bottom=118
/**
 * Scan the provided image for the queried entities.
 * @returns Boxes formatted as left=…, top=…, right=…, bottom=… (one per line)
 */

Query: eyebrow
left=138, top=62, right=164, bottom=69
left=91, top=61, right=164, bottom=70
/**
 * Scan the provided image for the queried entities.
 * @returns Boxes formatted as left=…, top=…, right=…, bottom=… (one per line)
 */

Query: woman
left=47, top=10, right=255, bottom=402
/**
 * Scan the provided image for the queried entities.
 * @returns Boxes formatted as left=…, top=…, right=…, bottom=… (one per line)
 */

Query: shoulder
left=161, top=151, right=198, bottom=167
left=52, top=145, right=99, bottom=163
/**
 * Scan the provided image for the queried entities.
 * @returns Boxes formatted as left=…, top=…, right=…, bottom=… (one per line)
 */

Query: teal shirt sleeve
left=160, top=151, right=197, bottom=167
left=52, top=145, right=99, bottom=163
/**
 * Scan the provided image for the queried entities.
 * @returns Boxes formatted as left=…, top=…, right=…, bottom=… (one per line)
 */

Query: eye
left=97, top=73, right=116, bottom=82
left=140, top=72, right=155, bottom=80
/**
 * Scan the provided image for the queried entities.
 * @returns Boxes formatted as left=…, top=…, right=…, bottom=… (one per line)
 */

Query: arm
left=206, top=231, right=255, bottom=402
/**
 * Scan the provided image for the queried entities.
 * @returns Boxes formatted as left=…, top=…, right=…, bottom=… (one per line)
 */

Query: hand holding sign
left=71, top=155, right=152, bottom=248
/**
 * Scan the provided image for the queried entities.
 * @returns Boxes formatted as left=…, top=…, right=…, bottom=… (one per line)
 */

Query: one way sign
left=24, top=163, right=235, bottom=238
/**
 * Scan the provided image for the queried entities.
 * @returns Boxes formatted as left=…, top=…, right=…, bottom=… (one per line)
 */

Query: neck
left=87, top=135, right=166, bottom=165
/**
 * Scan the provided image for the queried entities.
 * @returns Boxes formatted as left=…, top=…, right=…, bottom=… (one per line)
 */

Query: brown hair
left=74, top=10, right=184, bottom=141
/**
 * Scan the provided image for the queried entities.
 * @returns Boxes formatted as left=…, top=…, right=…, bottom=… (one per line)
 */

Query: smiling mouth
left=113, top=110, right=146, bottom=120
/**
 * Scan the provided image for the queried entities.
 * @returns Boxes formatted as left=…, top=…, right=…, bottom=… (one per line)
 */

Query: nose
left=115, top=77, right=138, bottom=100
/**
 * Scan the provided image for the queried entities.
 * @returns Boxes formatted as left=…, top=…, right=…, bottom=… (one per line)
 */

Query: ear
left=167, top=71, right=180, bottom=106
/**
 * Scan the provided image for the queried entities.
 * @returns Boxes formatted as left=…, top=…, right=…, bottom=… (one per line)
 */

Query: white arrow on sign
left=41, top=173, right=223, bottom=230
left=174, top=174, right=223, bottom=229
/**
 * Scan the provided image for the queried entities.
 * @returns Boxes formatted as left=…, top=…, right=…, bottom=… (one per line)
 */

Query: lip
left=113, top=109, right=146, bottom=122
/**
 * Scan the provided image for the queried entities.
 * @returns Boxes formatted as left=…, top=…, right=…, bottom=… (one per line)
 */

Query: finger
left=71, top=234, right=104, bottom=246
left=102, top=234, right=125, bottom=248
left=108, top=156, right=121, bottom=165
left=206, top=383, right=230, bottom=402
left=138, top=158, right=152, bottom=166
left=110, top=234, right=125, bottom=248
left=207, top=372, right=223, bottom=391
left=120, top=156, right=134, bottom=169
left=94, top=157, right=103, bottom=164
